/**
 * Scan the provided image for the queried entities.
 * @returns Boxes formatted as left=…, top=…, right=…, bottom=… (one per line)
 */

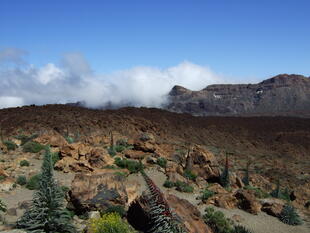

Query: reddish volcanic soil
left=1, top=104, right=310, bottom=187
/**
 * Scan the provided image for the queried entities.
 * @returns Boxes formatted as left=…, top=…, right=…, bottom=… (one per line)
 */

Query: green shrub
left=65, top=136, right=75, bottom=144
left=0, top=175, right=5, bottom=181
left=102, top=205, right=126, bottom=218
left=14, top=134, right=38, bottom=146
left=61, top=186, right=70, bottom=194
left=279, top=205, right=302, bottom=225
left=175, top=181, right=194, bottom=193
left=0, top=199, right=6, bottom=212
left=22, top=141, right=46, bottom=153
left=270, top=184, right=291, bottom=201
left=203, top=207, right=234, bottom=233
left=4, top=140, right=17, bottom=151
left=26, top=174, right=41, bottom=190
left=183, top=169, right=197, bottom=181
left=51, top=152, right=60, bottom=166
left=114, top=145, right=126, bottom=153
left=156, top=157, right=167, bottom=168
left=200, top=189, right=215, bottom=201
left=88, top=212, right=136, bottom=233
left=114, top=171, right=127, bottom=178
left=163, top=180, right=175, bottom=188
left=114, top=157, right=143, bottom=173
left=244, top=185, right=270, bottom=199
left=108, top=147, right=117, bottom=157
left=20, top=160, right=30, bottom=167
left=234, top=225, right=253, bottom=233
left=16, top=175, right=27, bottom=186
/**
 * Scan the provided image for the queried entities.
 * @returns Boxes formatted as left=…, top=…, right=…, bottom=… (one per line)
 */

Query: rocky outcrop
left=234, top=190, right=262, bottom=214
left=166, top=74, right=310, bottom=117
left=260, top=198, right=285, bottom=217
left=166, top=194, right=213, bottom=233
left=69, top=172, right=140, bottom=213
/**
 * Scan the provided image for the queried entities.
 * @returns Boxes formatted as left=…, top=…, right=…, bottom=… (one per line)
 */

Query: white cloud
left=36, top=63, right=65, bottom=85
left=0, top=48, right=27, bottom=65
left=0, top=52, right=225, bottom=109
left=0, top=96, right=24, bottom=109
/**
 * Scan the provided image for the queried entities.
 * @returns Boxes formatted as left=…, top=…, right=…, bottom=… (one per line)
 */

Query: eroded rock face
left=234, top=189, right=262, bottom=214
left=190, top=145, right=220, bottom=181
left=55, top=143, right=114, bottom=172
left=260, top=198, right=285, bottom=217
left=69, top=172, right=140, bottom=213
left=166, top=74, right=310, bottom=117
left=34, top=130, right=68, bottom=148
left=165, top=194, right=213, bottom=233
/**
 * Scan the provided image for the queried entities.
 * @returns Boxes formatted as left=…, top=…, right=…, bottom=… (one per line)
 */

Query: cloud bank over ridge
left=0, top=49, right=225, bottom=109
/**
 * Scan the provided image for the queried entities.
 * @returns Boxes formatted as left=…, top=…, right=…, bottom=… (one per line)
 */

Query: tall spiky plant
left=140, top=170, right=187, bottom=233
left=242, top=161, right=251, bottom=186
left=220, top=153, right=230, bottom=188
left=16, top=148, right=75, bottom=233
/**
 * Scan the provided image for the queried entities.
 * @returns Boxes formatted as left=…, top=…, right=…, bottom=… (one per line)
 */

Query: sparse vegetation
left=114, top=171, right=127, bottom=178
left=163, top=180, right=175, bottom=188
left=20, top=160, right=30, bottom=167
left=200, top=189, right=215, bottom=201
left=114, top=157, right=143, bottom=173
left=65, top=136, right=75, bottom=144
left=108, top=147, right=117, bottom=156
left=279, top=204, right=302, bottom=225
left=175, top=181, right=194, bottom=193
left=102, top=205, right=126, bottom=218
left=88, top=212, right=136, bottom=233
left=17, top=149, right=75, bottom=232
left=23, top=141, right=46, bottom=153
left=16, top=175, right=27, bottom=186
left=183, top=169, right=197, bottom=181
left=156, top=157, right=167, bottom=168
left=242, top=161, right=250, bottom=186
left=4, top=140, right=17, bottom=151
left=233, top=225, right=253, bottom=233
left=244, top=185, right=270, bottom=199
left=0, top=199, right=6, bottom=212
left=0, top=175, right=5, bottom=181
left=25, top=174, right=41, bottom=190
left=14, top=134, right=38, bottom=146
left=203, top=207, right=234, bottom=233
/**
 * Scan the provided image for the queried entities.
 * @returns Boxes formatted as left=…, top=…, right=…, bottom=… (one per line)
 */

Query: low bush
left=65, top=136, right=75, bottom=144
left=16, top=175, right=27, bottom=186
left=14, top=134, right=38, bottom=146
left=25, top=174, right=41, bottom=190
left=61, top=186, right=70, bottom=194
left=114, top=157, right=143, bottom=173
left=200, top=189, right=215, bottom=201
left=279, top=204, right=302, bottom=225
left=22, top=141, right=46, bottom=153
left=156, top=157, right=167, bottom=168
left=244, top=185, right=270, bottom=199
left=234, top=225, right=253, bottom=233
left=108, top=147, right=117, bottom=157
left=175, top=181, right=194, bottom=193
left=102, top=205, right=126, bottom=218
left=203, top=207, right=234, bottom=233
left=0, top=199, right=6, bottom=212
left=114, top=171, right=127, bottom=178
left=163, top=180, right=175, bottom=188
left=183, top=169, right=197, bottom=181
left=4, top=140, right=17, bottom=151
left=20, top=160, right=30, bottom=167
left=88, top=212, right=136, bottom=233
left=0, top=175, right=5, bottom=181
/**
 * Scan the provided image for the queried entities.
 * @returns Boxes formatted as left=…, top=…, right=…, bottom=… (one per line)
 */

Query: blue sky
left=1, top=0, right=309, bottom=79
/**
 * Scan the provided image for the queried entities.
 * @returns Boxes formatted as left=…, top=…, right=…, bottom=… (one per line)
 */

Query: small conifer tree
left=17, top=148, right=75, bottom=233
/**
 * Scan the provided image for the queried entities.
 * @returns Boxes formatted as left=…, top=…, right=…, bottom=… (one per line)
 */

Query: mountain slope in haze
left=166, top=74, right=310, bottom=117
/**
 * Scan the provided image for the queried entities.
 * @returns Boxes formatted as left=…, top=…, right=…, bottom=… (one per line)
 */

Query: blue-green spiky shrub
left=16, top=148, right=76, bottom=232
left=234, top=225, right=253, bottom=233
left=279, top=205, right=302, bottom=225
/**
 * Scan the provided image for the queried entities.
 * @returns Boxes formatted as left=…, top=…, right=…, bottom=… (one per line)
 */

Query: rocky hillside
left=166, top=74, right=310, bottom=117
left=0, top=105, right=310, bottom=232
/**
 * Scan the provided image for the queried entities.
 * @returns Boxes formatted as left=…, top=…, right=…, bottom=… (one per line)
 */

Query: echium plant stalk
left=140, top=170, right=187, bottom=233
left=16, top=148, right=75, bottom=233
left=220, top=153, right=230, bottom=188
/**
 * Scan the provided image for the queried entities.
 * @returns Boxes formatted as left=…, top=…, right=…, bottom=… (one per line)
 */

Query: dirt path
left=141, top=168, right=310, bottom=233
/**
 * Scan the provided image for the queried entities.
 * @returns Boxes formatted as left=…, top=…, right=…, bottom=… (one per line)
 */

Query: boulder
left=69, top=172, right=140, bottom=213
left=133, top=133, right=156, bottom=152
left=166, top=194, right=213, bottom=233
left=166, top=172, right=187, bottom=183
left=234, top=189, right=262, bottom=214
left=0, top=178, right=15, bottom=192
left=260, top=198, right=285, bottom=217
left=55, top=157, right=93, bottom=173
left=34, top=131, right=68, bottom=148
left=124, top=150, right=147, bottom=160
left=208, top=193, right=238, bottom=209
